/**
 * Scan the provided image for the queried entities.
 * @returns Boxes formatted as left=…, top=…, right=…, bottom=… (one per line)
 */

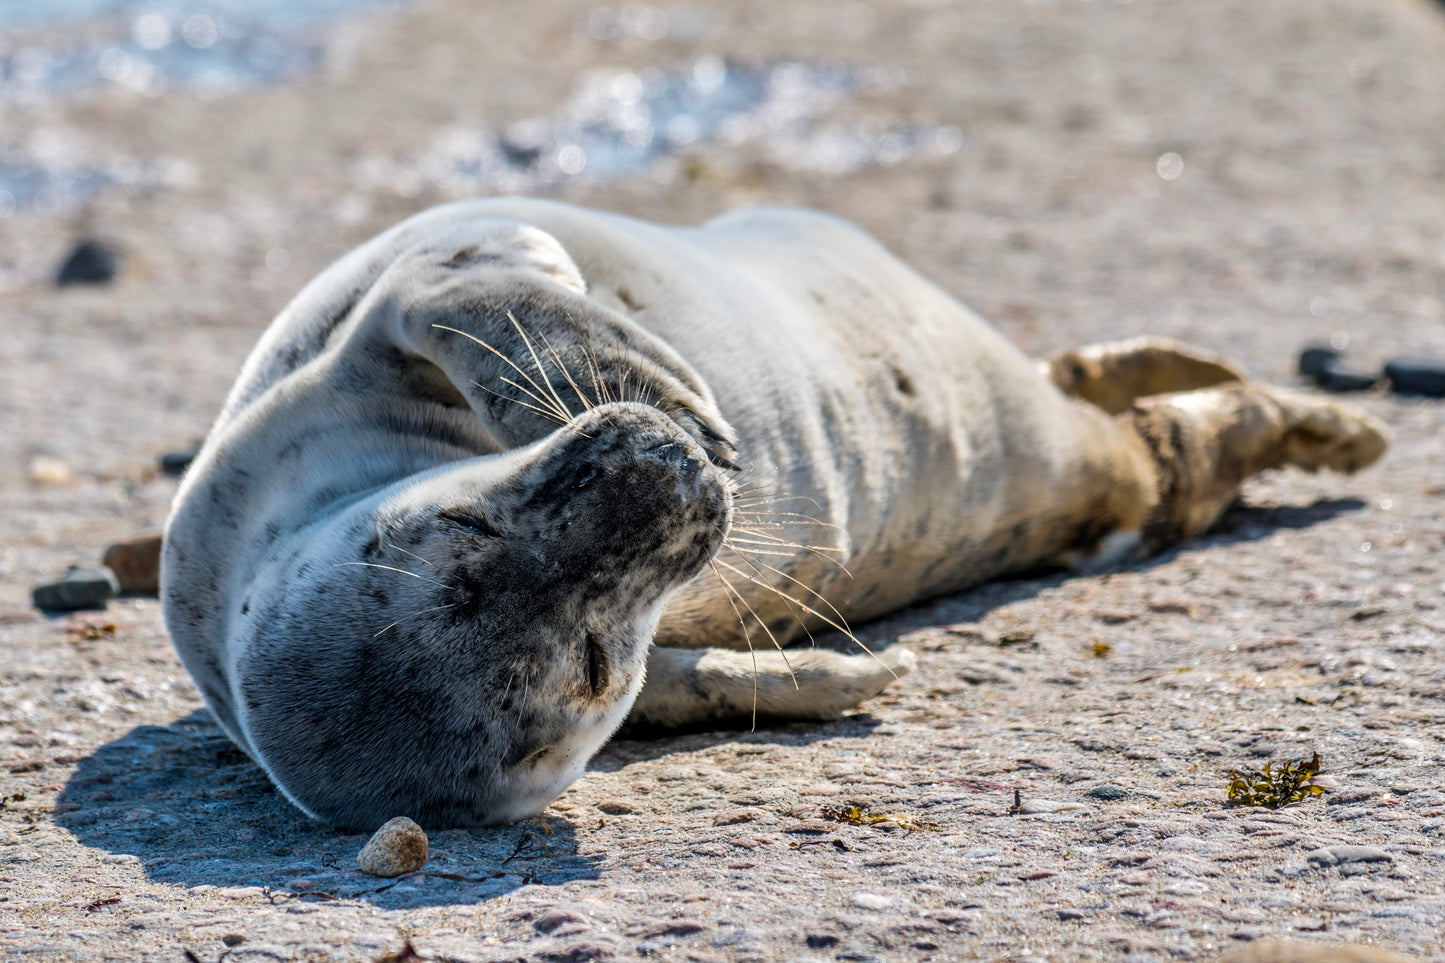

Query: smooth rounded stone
left=1213, top=939, right=1424, bottom=963
left=356, top=817, right=428, bottom=877
left=1017, top=799, right=1085, bottom=814
left=1085, top=784, right=1129, bottom=801
left=102, top=533, right=164, bottom=595
left=1296, top=346, right=1377, bottom=392
left=1161, top=880, right=1208, bottom=896
left=1306, top=845, right=1392, bottom=867
left=1298, top=346, right=1340, bottom=377
left=159, top=447, right=200, bottom=477
left=33, top=567, right=119, bottom=611
left=1314, top=365, right=1378, bottom=392
left=1384, top=357, right=1445, bottom=397
left=55, top=238, right=120, bottom=286
left=850, top=892, right=895, bottom=911
left=28, top=456, right=74, bottom=485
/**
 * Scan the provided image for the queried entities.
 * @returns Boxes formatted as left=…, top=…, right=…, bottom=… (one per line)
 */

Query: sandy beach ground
left=3, top=0, right=1445, bottom=960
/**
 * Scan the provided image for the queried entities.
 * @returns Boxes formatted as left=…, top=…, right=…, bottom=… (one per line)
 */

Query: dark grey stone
left=55, top=238, right=120, bottom=286
left=33, top=567, right=120, bottom=611
left=1297, top=345, right=1339, bottom=377
left=159, top=448, right=200, bottom=477
left=1385, top=356, right=1445, bottom=397
left=1084, top=784, right=1128, bottom=801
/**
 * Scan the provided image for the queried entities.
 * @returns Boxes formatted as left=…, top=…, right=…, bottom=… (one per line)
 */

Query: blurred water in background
left=0, top=0, right=402, bottom=98
left=0, top=0, right=964, bottom=220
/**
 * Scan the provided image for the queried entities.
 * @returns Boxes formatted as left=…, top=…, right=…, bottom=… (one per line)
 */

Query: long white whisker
left=431, top=324, right=570, bottom=423
left=712, top=561, right=797, bottom=691
left=713, top=559, right=890, bottom=675
left=508, top=312, right=574, bottom=420
left=374, top=603, right=457, bottom=637
left=384, top=540, right=434, bottom=567
left=334, top=561, right=451, bottom=590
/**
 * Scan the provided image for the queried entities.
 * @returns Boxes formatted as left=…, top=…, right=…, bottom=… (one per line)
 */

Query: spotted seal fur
left=162, top=199, right=1387, bottom=829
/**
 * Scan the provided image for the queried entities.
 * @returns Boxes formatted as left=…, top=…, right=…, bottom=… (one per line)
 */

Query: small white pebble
left=851, top=892, right=895, bottom=911
left=357, top=816, right=428, bottom=877
left=29, top=456, right=74, bottom=485
left=1018, top=799, right=1085, bottom=814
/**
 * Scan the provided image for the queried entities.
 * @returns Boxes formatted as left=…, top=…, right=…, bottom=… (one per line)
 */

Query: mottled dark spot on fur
left=891, top=365, right=916, bottom=398
left=615, top=286, right=644, bottom=311
left=443, top=246, right=478, bottom=268
left=362, top=536, right=382, bottom=558
left=240, top=597, right=250, bottom=615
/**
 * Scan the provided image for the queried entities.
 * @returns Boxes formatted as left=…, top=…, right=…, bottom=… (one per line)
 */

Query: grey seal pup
left=163, top=198, right=1387, bottom=830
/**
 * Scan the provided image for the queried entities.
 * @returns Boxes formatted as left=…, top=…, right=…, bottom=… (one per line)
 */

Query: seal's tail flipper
left=628, top=645, right=915, bottom=729
left=1126, top=383, right=1389, bottom=552
left=1041, top=337, right=1245, bottom=415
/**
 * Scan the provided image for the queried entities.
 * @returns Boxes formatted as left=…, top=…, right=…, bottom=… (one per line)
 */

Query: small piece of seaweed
left=1226, top=751, right=1327, bottom=809
left=820, top=805, right=939, bottom=832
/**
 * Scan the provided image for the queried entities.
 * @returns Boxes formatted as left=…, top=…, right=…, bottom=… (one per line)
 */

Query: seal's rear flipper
left=1042, top=337, right=1245, bottom=415
left=1127, top=383, right=1389, bottom=551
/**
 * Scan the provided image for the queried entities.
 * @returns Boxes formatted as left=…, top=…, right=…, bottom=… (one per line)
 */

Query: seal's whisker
left=708, top=559, right=763, bottom=729
left=725, top=527, right=853, bottom=572
left=475, top=380, right=569, bottom=425
left=712, top=559, right=892, bottom=675
left=730, top=511, right=849, bottom=537
left=431, top=323, right=571, bottom=424
left=334, top=561, right=453, bottom=591
left=718, top=544, right=797, bottom=558
left=534, top=329, right=598, bottom=413
left=579, top=341, right=613, bottom=405
left=726, top=550, right=855, bottom=646
left=729, top=500, right=840, bottom=526
left=710, top=561, right=798, bottom=689
left=496, top=379, right=570, bottom=424
left=507, top=312, right=574, bottom=420
left=383, top=540, right=434, bottom=566
left=373, top=602, right=457, bottom=638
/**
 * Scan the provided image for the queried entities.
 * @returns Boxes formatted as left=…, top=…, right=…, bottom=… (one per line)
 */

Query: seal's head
left=231, top=402, right=730, bottom=830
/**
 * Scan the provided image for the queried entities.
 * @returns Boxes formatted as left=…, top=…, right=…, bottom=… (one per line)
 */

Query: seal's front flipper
left=628, top=645, right=915, bottom=728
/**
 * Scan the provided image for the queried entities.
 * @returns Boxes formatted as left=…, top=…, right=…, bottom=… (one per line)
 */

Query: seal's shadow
left=55, top=711, right=600, bottom=908
left=54, top=707, right=864, bottom=907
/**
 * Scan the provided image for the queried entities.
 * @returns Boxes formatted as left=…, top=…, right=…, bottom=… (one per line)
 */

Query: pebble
left=1298, top=346, right=1340, bottom=377
left=1384, top=357, right=1445, bottom=398
left=28, top=456, right=75, bottom=485
left=102, top=533, right=164, bottom=595
left=356, top=817, right=428, bottom=877
left=1306, top=845, right=1393, bottom=867
left=1085, top=785, right=1129, bottom=801
left=33, top=567, right=120, bottom=611
left=159, top=447, right=200, bottom=477
left=55, top=238, right=120, bottom=286
left=1016, top=799, right=1085, bottom=814
left=850, top=892, right=895, bottom=911
left=1161, top=880, right=1208, bottom=896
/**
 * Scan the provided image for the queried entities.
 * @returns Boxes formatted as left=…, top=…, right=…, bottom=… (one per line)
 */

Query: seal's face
left=234, top=403, right=730, bottom=830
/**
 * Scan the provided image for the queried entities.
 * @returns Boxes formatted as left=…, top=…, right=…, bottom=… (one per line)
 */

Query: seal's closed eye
left=584, top=632, right=608, bottom=697
left=439, top=509, right=502, bottom=538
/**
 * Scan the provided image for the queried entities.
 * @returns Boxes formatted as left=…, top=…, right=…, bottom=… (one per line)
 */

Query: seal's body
left=164, top=199, right=1386, bottom=829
